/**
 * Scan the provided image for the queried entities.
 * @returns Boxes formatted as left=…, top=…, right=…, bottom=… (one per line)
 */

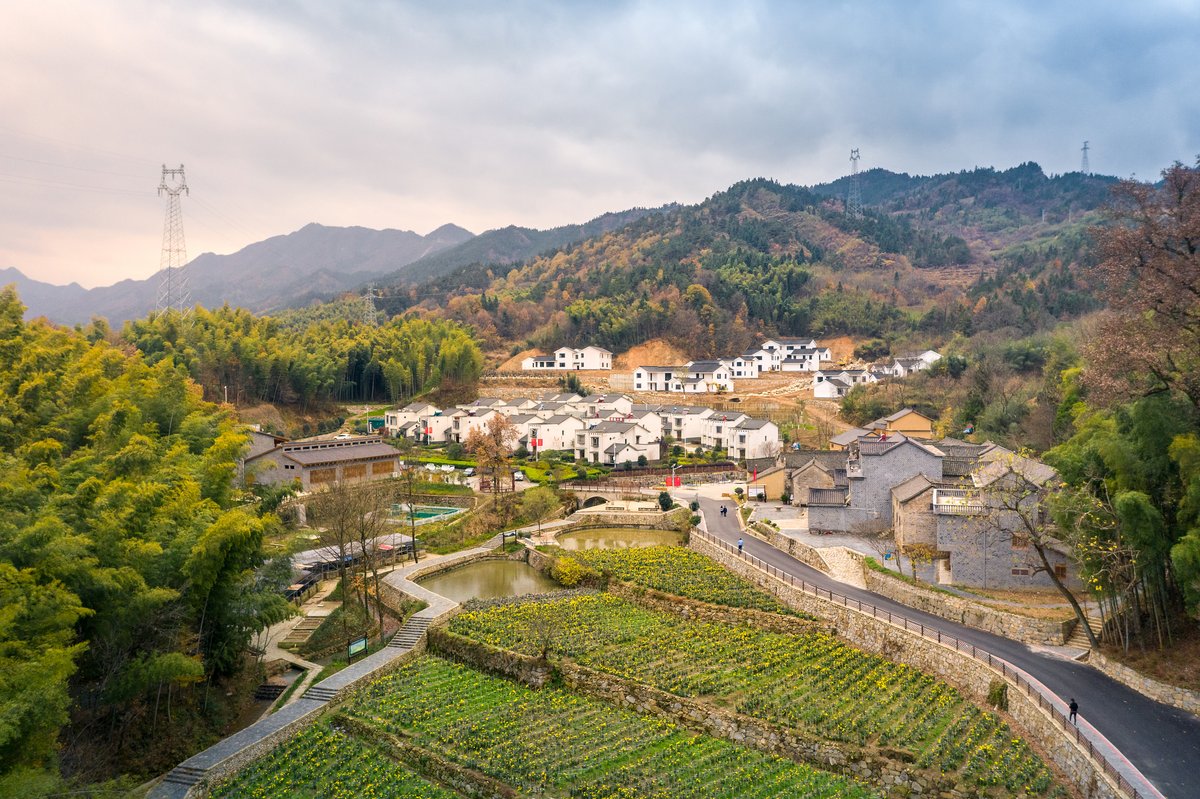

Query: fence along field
left=449, top=593, right=1063, bottom=796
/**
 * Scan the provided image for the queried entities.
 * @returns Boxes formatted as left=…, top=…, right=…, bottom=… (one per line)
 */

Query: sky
left=2, top=1, right=1198, bottom=289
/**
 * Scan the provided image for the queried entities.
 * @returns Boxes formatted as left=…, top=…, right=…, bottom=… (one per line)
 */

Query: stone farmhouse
left=521, top=346, right=613, bottom=371
left=786, top=432, right=1074, bottom=589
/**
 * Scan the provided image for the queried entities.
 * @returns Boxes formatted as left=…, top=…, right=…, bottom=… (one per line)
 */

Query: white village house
left=521, top=346, right=613, bottom=371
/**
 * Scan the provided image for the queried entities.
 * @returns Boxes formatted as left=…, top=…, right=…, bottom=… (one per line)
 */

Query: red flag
left=752, top=469, right=757, bottom=481
left=673, top=476, right=681, bottom=487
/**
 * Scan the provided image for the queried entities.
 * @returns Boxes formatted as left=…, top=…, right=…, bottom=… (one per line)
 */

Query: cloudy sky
left=2, top=1, right=1197, bottom=288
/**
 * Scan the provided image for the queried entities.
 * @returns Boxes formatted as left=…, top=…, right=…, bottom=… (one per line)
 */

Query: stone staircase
left=301, top=683, right=339, bottom=702
left=161, top=764, right=207, bottom=789
left=388, top=615, right=431, bottom=649
left=1066, top=611, right=1104, bottom=650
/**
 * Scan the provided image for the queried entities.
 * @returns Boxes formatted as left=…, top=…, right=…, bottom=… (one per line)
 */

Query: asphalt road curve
left=698, top=496, right=1199, bottom=799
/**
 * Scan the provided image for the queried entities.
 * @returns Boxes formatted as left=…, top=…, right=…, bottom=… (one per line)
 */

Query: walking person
left=1069, top=698, right=1078, bottom=725
left=737, top=537, right=744, bottom=554
left=720, top=505, right=728, bottom=517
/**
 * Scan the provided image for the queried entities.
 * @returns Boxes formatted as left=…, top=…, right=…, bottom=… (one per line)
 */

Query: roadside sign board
left=347, top=636, right=368, bottom=661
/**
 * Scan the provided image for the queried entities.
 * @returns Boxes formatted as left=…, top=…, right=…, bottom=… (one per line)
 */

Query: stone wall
left=605, top=581, right=827, bottom=637
left=191, top=645, right=428, bottom=796
left=690, top=535, right=1125, bottom=799
left=756, top=527, right=1073, bottom=646
left=427, top=629, right=951, bottom=797
left=337, top=715, right=519, bottom=799
left=562, top=507, right=688, bottom=531
left=861, top=566, right=1074, bottom=646
left=1088, top=650, right=1200, bottom=718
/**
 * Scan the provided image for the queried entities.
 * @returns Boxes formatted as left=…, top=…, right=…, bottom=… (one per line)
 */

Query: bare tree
left=309, top=480, right=392, bottom=635
left=1088, top=160, right=1200, bottom=410
left=852, top=518, right=898, bottom=567
left=395, top=463, right=423, bottom=564
left=970, top=452, right=1100, bottom=649
left=466, top=414, right=519, bottom=522
left=350, top=481, right=392, bottom=630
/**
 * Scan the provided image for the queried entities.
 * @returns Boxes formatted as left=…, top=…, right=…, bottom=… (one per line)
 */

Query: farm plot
left=449, top=594, right=1062, bottom=795
left=569, top=545, right=797, bottom=613
left=342, top=656, right=881, bottom=799
left=207, top=722, right=463, bottom=799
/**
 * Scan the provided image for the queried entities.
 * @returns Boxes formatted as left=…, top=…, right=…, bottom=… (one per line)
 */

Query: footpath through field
left=690, top=488, right=1200, bottom=799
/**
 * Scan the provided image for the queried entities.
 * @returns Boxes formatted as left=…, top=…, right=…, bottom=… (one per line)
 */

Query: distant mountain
left=391, top=164, right=1119, bottom=355
left=384, top=206, right=675, bottom=287
left=6, top=222, right=475, bottom=324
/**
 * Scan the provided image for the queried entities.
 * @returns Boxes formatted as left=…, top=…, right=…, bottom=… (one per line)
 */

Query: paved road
left=697, top=495, right=1200, bottom=799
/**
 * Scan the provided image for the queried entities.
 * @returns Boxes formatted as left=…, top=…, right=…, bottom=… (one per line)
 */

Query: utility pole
left=156, top=164, right=191, bottom=317
left=1080, top=141, right=1090, bottom=176
left=847, top=148, right=863, bottom=219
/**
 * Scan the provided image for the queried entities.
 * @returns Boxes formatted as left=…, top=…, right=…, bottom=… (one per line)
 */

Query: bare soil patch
left=496, top=348, right=541, bottom=372
left=1101, top=623, right=1200, bottom=690
left=614, top=339, right=692, bottom=371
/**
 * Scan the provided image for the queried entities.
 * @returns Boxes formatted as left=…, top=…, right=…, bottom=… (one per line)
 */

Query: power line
left=0, top=170, right=146, bottom=196
left=0, top=124, right=158, bottom=167
left=0, top=152, right=147, bottom=180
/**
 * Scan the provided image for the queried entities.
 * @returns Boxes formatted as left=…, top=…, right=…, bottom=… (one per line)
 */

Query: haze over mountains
left=5, top=162, right=1116, bottom=326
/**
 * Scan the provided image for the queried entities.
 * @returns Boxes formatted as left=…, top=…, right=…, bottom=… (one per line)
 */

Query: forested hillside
left=840, top=162, right=1200, bottom=655
left=120, top=305, right=484, bottom=409
left=378, top=165, right=1111, bottom=356
left=0, top=288, right=292, bottom=795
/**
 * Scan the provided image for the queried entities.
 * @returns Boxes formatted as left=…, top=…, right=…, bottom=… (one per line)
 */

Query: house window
left=1054, top=564, right=1067, bottom=580
left=1011, top=567, right=1031, bottom=576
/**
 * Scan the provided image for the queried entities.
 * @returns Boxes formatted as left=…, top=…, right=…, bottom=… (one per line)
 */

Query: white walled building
left=522, top=346, right=613, bottom=370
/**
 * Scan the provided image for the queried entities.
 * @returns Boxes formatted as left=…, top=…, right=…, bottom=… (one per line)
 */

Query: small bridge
left=561, top=483, right=653, bottom=508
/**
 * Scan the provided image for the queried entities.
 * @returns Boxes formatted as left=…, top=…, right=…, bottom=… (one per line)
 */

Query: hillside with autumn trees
left=374, top=163, right=1110, bottom=358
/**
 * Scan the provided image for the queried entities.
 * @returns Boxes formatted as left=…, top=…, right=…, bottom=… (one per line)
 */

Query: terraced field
left=208, top=723, right=462, bottom=799
left=567, top=544, right=798, bottom=613
left=449, top=594, right=1062, bottom=795
left=342, top=657, right=882, bottom=799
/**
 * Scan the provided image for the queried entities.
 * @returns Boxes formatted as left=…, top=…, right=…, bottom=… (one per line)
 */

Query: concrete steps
left=301, top=684, right=339, bottom=703
left=161, top=765, right=207, bottom=787
left=388, top=616, right=431, bottom=649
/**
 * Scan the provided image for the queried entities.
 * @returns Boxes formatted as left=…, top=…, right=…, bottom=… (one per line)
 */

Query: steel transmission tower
left=1080, top=141, right=1090, bottom=175
left=156, top=164, right=191, bottom=316
left=847, top=148, right=863, bottom=218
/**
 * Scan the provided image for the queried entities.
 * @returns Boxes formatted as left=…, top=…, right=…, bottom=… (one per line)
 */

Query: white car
left=513, top=471, right=525, bottom=481
left=335, top=433, right=351, bottom=439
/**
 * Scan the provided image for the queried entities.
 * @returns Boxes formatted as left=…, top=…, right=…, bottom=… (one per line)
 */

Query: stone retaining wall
left=1088, top=650, right=1200, bottom=718
left=427, top=629, right=950, bottom=797
left=861, top=567, right=1074, bottom=646
left=562, top=508, right=688, bottom=530
left=690, top=535, right=1121, bottom=799
left=759, top=528, right=1073, bottom=646
left=191, top=644, right=428, bottom=796
left=337, top=715, right=519, bottom=799
left=606, top=581, right=827, bottom=637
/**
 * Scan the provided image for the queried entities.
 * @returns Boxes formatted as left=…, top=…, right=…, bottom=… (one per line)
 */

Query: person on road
left=737, top=537, right=744, bottom=554
left=720, top=505, right=728, bottom=517
left=1069, top=698, right=1078, bottom=725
